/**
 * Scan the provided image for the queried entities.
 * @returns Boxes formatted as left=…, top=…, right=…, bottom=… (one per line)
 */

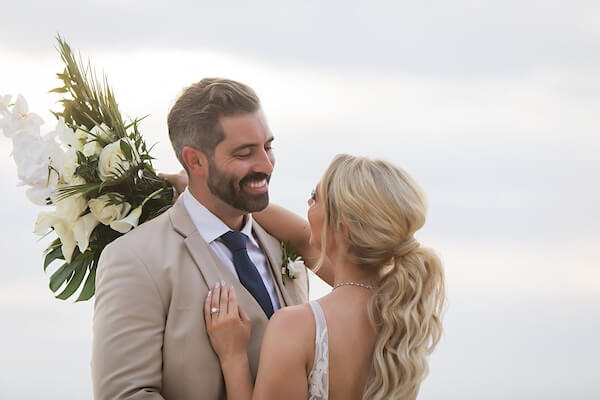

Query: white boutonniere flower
left=281, top=242, right=305, bottom=285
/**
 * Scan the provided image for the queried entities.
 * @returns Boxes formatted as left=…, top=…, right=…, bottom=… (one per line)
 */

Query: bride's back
left=312, top=290, right=375, bottom=400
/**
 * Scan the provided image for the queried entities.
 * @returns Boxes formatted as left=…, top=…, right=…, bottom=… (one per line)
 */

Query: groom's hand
left=204, top=282, right=251, bottom=362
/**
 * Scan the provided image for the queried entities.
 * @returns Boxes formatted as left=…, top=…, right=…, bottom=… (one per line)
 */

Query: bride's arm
left=158, top=170, right=333, bottom=285
left=205, top=286, right=312, bottom=400
left=253, top=204, right=334, bottom=286
left=252, top=305, right=313, bottom=400
left=204, top=284, right=253, bottom=400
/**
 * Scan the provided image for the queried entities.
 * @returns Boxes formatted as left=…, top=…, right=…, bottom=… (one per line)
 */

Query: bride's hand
left=158, top=169, right=188, bottom=199
left=204, top=282, right=251, bottom=362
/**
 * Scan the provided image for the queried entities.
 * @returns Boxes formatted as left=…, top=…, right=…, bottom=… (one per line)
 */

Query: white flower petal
left=97, top=139, right=135, bottom=181
left=89, top=194, right=132, bottom=225
left=13, top=94, right=29, bottom=115
left=110, top=206, right=142, bottom=233
left=54, top=220, right=77, bottom=263
left=54, top=193, right=88, bottom=223
left=55, top=117, right=78, bottom=149
left=82, top=139, right=103, bottom=157
left=73, top=213, right=100, bottom=252
left=26, top=186, right=54, bottom=205
left=0, top=94, right=12, bottom=114
left=0, top=115, right=17, bottom=137
left=34, top=212, right=60, bottom=235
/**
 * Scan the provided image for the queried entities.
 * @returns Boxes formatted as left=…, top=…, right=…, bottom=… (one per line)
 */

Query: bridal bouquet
left=0, top=37, right=173, bottom=301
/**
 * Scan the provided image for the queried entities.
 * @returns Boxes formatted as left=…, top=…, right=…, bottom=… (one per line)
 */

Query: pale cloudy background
left=1, top=1, right=599, bottom=399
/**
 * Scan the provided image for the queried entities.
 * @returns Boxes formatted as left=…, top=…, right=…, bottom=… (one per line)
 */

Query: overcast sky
left=1, top=1, right=599, bottom=399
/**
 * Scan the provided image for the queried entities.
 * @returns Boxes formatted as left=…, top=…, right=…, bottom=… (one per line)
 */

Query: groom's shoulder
left=252, top=220, right=279, bottom=245
left=102, top=208, right=177, bottom=257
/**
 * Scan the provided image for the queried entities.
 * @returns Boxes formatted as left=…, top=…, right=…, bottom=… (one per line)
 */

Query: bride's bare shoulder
left=266, top=303, right=315, bottom=337
left=254, top=303, right=315, bottom=397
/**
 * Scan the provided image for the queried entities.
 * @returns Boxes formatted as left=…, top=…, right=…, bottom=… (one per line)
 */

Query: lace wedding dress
left=307, top=301, right=329, bottom=399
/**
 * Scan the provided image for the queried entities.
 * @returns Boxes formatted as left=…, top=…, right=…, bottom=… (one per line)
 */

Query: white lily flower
left=73, top=213, right=100, bottom=252
left=54, top=192, right=88, bottom=223
left=54, top=220, right=77, bottom=263
left=110, top=206, right=142, bottom=233
left=33, top=212, right=77, bottom=263
left=34, top=211, right=61, bottom=235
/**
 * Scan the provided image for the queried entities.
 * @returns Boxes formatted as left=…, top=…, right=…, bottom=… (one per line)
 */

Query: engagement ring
left=210, top=307, right=220, bottom=314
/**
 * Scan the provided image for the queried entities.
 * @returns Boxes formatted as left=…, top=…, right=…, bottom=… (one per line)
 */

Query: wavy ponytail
left=364, top=246, right=445, bottom=399
left=316, top=154, right=445, bottom=399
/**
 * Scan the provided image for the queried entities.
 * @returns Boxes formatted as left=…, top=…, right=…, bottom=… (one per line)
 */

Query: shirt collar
left=182, top=188, right=258, bottom=247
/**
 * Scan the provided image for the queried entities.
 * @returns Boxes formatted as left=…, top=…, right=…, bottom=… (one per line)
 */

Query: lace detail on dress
left=307, top=301, right=329, bottom=399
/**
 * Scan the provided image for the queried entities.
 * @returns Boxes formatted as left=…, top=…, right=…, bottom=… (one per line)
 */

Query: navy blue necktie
left=220, top=231, right=274, bottom=318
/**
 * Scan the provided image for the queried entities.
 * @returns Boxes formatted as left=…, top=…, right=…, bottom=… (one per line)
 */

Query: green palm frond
left=53, top=35, right=127, bottom=139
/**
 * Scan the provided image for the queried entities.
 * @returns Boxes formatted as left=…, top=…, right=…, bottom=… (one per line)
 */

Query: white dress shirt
left=182, top=188, right=281, bottom=311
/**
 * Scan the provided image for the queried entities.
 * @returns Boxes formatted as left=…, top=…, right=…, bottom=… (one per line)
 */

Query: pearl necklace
left=333, top=281, right=374, bottom=290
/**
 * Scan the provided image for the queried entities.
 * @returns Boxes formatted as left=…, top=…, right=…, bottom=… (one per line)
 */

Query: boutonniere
left=281, top=242, right=304, bottom=285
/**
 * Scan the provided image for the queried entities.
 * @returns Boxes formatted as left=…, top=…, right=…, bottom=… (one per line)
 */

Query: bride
left=168, top=154, right=445, bottom=399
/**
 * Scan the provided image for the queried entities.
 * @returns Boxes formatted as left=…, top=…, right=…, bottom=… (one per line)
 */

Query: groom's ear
left=182, top=146, right=209, bottom=177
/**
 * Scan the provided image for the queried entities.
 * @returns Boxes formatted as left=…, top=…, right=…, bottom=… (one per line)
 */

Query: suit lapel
left=252, top=221, right=303, bottom=307
left=169, top=198, right=268, bottom=320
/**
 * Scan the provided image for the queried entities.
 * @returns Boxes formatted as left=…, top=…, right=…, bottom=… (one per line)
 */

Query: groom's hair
left=168, top=78, right=260, bottom=169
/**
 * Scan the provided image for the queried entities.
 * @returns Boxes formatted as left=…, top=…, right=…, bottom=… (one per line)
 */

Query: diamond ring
left=210, top=307, right=220, bottom=314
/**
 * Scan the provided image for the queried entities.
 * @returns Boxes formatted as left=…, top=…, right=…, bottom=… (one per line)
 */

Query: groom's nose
left=252, top=148, right=275, bottom=175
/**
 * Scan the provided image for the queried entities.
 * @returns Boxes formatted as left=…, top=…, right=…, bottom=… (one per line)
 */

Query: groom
left=91, top=78, right=309, bottom=399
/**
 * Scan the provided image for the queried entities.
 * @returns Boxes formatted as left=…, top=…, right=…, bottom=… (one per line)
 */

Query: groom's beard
left=207, top=160, right=270, bottom=213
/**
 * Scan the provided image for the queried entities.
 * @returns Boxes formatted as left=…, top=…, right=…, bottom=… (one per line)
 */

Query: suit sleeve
left=91, top=240, right=167, bottom=399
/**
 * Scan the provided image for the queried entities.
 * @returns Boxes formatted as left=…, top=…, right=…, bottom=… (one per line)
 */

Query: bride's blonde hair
left=317, top=154, right=445, bottom=399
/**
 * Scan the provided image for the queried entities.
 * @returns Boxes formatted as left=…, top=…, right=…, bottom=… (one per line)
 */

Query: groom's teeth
left=247, top=179, right=267, bottom=188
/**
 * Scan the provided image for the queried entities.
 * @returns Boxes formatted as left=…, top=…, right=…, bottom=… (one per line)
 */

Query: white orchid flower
left=2, top=94, right=44, bottom=137
left=11, top=130, right=62, bottom=199
left=73, top=213, right=100, bottom=252
left=110, top=206, right=142, bottom=233
left=0, top=94, right=11, bottom=115
left=55, top=118, right=86, bottom=151
left=26, top=180, right=58, bottom=205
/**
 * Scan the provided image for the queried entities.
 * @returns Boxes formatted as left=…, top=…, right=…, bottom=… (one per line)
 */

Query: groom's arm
left=92, top=239, right=167, bottom=400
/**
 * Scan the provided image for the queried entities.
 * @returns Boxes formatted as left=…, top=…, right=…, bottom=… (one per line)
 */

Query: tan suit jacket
left=91, top=197, right=309, bottom=399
